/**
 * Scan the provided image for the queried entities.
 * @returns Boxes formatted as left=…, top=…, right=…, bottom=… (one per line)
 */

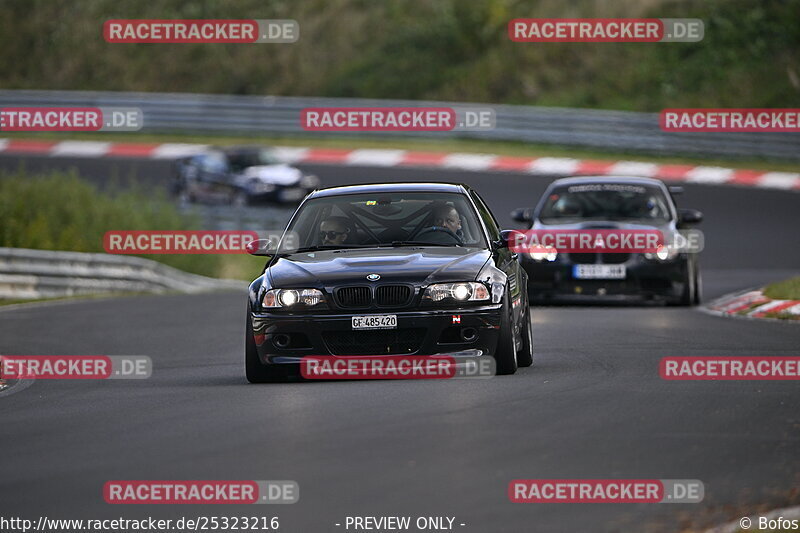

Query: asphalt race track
left=1, top=153, right=799, bottom=532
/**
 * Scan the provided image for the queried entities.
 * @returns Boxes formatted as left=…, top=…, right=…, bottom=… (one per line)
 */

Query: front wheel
left=245, top=311, right=291, bottom=383
left=517, top=304, right=534, bottom=368
left=493, top=290, right=518, bottom=375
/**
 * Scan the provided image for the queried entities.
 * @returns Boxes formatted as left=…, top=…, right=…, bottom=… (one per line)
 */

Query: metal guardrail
left=1, top=90, right=798, bottom=161
left=0, top=247, right=244, bottom=300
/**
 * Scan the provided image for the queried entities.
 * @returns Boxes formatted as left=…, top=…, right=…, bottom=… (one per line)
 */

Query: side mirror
left=678, top=208, right=703, bottom=225
left=495, top=229, right=518, bottom=249
left=510, top=208, right=533, bottom=224
left=246, top=238, right=276, bottom=256
left=668, top=185, right=684, bottom=196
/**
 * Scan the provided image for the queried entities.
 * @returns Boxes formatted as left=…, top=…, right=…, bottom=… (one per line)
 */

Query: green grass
left=5, top=130, right=800, bottom=174
left=0, top=170, right=265, bottom=282
left=764, top=277, right=800, bottom=301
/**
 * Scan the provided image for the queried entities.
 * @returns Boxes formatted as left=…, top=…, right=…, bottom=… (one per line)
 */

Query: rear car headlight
left=422, top=282, right=490, bottom=303
left=527, top=245, right=558, bottom=262
left=644, top=245, right=679, bottom=261
left=263, top=288, right=324, bottom=308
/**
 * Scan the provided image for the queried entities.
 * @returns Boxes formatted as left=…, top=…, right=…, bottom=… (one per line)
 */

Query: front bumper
left=521, top=254, right=689, bottom=302
left=251, top=305, right=503, bottom=365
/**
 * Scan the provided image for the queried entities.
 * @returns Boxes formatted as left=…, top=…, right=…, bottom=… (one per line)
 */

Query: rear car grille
left=568, top=252, right=597, bottom=263
left=376, top=285, right=412, bottom=306
left=601, top=253, right=630, bottom=264
left=334, top=285, right=413, bottom=308
left=335, top=287, right=372, bottom=308
left=567, top=252, right=630, bottom=264
left=322, top=328, right=425, bottom=355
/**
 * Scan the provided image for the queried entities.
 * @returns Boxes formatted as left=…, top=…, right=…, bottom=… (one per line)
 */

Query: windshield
left=280, top=191, right=487, bottom=252
left=538, top=183, right=672, bottom=224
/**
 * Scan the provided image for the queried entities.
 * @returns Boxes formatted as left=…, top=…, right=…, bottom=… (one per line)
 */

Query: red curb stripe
left=726, top=298, right=770, bottom=314
left=4, top=139, right=59, bottom=153
left=729, top=169, right=767, bottom=186
left=399, top=151, right=449, bottom=166
left=302, top=148, right=352, bottom=163
left=490, top=156, right=536, bottom=172
left=752, top=300, right=800, bottom=317
left=655, top=164, right=695, bottom=181
left=107, top=143, right=161, bottom=157
left=575, top=159, right=616, bottom=175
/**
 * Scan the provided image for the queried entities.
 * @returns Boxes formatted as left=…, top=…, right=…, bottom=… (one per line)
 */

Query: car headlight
left=263, top=288, right=324, bottom=308
left=644, top=245, right=680, bottom=261
left=527, top=245, right=558, bottom=262
left=422, top=282, right=490, bottom=303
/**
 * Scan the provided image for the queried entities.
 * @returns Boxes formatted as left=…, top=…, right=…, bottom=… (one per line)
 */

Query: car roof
left=549, top=175, right=667, bottom=188
left=308, top=182, right=468, bottom=198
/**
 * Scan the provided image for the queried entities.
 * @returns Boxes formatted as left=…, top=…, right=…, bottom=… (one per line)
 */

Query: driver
left=417, top=204, right=463, bottom=244
left=319, top=216, right=351, bottom=246
left=432, top=204, right=462, bottom=236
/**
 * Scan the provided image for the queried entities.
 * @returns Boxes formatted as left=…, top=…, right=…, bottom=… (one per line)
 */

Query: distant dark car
left=173, top=146, right=320, bottom=206
left=245, top=182, right=533, bottom=382
left=512, top=176, right=703, bottom=306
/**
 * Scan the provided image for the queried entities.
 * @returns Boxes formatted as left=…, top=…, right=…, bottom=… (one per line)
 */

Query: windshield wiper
left=387, top=241, right=458, bottom=247
left=278, top=244, right=366, bottom=254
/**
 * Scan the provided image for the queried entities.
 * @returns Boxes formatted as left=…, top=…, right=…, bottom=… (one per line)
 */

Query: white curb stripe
left=609, top=161, right=660, bottom=177
left=757, top=172, right=800, bottom=189
left=150, top=143, right=210, bottom=159
left=685, top=166, right=734, bottom=184
left=51, top=141, right=111, bottom=157
left=0, top=139, right=9, bottom=152
left=527, top=157, right=580, bottom=174
left=271, top=146, right=310, bottom=164
left=441, top=153, right=497, bottom=170
left=346, top=149, right=407, bottom=167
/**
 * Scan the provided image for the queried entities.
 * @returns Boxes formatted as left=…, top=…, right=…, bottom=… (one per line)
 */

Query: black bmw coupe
left=245, top=182, right=533, bottom=382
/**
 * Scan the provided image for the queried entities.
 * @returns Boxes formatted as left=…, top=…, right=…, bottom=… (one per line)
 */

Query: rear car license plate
left=352, top=315, right=397, bottom=330
left=573, top=264, right=626, bottom=279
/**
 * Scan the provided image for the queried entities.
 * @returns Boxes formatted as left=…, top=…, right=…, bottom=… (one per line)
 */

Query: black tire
left=672, top=258, right=696, bottom=306
left=493, top=290, right=518, bottom=375
left=693, top=263, right=702, bottom=305
left=245, top=311, right=290, bottom=383
left=517, top=303, right=534, bottom=368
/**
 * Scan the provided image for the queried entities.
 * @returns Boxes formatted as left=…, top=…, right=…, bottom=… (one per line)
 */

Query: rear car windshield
left=538, top=183, right=672, bottom=224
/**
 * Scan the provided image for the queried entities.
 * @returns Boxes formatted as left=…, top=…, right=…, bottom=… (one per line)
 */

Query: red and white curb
left=1, top=138, right=799, bottom=190
left=705, top=288, right=800, bottom=321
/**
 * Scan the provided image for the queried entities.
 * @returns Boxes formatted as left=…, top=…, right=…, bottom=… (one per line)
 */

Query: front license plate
left=352, top=315, right=397, bottom=330
left=573, top=264, right=626, bottom=279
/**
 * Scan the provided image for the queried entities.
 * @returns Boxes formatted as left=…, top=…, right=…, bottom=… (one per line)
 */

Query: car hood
left=239, top=164, right=302, bottom=185
left=267, top=247, right=492, bottom=288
